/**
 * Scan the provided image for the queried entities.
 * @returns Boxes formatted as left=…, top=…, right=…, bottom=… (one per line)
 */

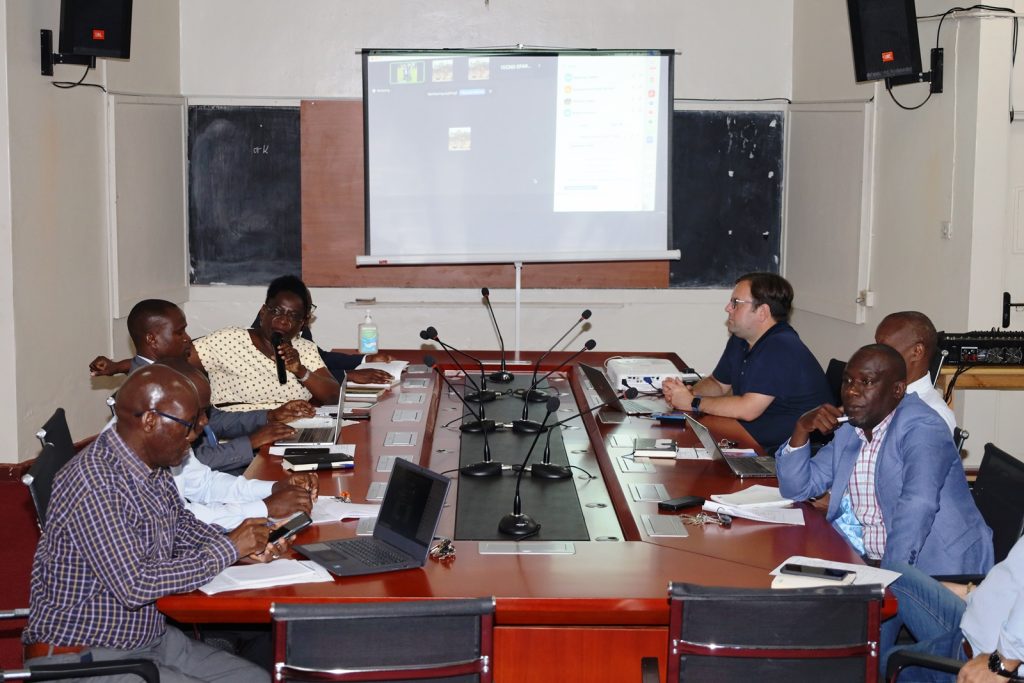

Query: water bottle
left=358, top=310, right=378, bottom=354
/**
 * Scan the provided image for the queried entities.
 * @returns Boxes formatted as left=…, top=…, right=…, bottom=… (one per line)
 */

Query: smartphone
left=268, top=512, right=313, bottom=544
left=658, top=495, right=706, bottom=511
left=779, top=563, right=854, bottom=582
left=652, top=413, right=689, bottom=426
left=283, top=447, right=330, bottom=455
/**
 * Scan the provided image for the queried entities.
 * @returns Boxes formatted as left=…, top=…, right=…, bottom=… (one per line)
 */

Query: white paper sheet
left=702, top=501, right=805, bottom=526
left=769, top=555, right=902, bottom=587
left=310, top=497, right=380, bottom=524
left=200, top=559, right=333, bottom=595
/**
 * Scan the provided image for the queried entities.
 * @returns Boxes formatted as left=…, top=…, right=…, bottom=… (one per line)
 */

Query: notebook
left=579, top=363, right=667, bottom=420
left=684, top=414, right=777, bottom=478
left=275, top=381, right=346, bottom=446
left=295, top=458, right=450, bottom=577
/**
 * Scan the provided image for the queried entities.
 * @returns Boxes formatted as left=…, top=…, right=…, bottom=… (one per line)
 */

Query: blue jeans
left=882, top=562, right=969, bottom=682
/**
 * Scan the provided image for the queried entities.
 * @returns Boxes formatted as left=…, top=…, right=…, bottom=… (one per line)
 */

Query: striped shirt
left=23, top=427, right=237, bottom=649
left=847, top=411, right=895, bottom=560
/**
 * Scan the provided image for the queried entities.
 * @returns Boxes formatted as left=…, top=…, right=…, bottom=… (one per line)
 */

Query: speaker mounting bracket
left=40, top=29, right=95, bottom=77
left=885, top=47, right=943, bottom=94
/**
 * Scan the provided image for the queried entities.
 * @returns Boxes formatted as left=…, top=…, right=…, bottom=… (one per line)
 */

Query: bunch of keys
left=429, top=537, right=456, bottom=560
left=680, top=512, right=733, bottom=528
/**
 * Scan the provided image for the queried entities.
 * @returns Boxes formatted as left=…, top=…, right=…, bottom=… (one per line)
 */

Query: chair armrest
left=27, top=658, right=160, bottom=683
left=886, top=649, right=963, bottom=682
left=929, top=574, right=985, bottom=584
left=640, top=656, right=660, bottom=683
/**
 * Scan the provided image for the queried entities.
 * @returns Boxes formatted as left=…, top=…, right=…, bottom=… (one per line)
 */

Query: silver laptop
left=295, top=458, right=450, bottom=577
left=275, top=381, right=346, bottom=446
left=684, top=414, right=777, bottom=478
left=579, top=363, right=666, bottom=420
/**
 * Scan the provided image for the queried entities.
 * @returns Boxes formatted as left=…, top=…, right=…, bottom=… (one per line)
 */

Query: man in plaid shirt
left=22, top=364, right=272, bottom=682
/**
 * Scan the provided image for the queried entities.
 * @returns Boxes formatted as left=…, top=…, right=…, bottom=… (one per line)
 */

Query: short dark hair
left=856, top=342, right=908, bottom=381
left=737, top=272, right=793, bottom=322
left=879, top=311, right=938, bottom=358
left=126, top=299, right=179, bottom=347
left=266, top=275, right=313, bottom=315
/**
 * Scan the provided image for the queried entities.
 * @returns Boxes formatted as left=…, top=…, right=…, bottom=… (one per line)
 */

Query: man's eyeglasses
left=265, top=305, right=311, bottom=324
left=726, top=297, right=757, bottom=310
left=134, top=409, right=200, bottom=434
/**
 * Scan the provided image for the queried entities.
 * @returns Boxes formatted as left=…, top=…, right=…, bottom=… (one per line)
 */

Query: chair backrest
left=973, top=443, right=1024, bottom=563
left=664, top=582, right=884, bottom=683
left=271, top=598, right=496, bottom=683
left=825, top=358, right=846, bottom=406
left=21, top=409, right=77, bottom=529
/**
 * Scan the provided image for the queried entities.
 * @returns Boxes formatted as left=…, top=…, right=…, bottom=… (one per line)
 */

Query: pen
left=836, top=416, right=850, bottom=423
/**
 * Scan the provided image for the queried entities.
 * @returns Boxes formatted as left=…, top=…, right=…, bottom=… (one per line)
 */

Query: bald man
left=776, top=344, right=992, bottom=576
left=23, top=365, right=271, bottom=683
left=875, top=311, right=956, bottom=434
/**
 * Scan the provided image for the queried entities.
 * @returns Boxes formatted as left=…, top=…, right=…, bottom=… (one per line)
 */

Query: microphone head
left=584, top=339, right=597, bottom=350
left=426, top=326, right=438, bottom=339
left=481, top=287, right=490, bottom=297
left=623, top=386, right=639, bottom=399
left=546, top=396, right=561, bottom=413
left=423, top=355, right=436, bottom=368
left=271, top=332, right=283, bottom=345
left=419, top=329, right=430, bottom=340
left=581, top=309, right=592, bottom=320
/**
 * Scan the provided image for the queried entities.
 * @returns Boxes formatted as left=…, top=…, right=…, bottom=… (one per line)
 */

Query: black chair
left=1, top=610, right=159, bottom=683
left=271, top=598, right=496, bottom=682
left=825, top=358, right=846, bottom=406
left=973, top=443, right=1024, bottom=564
left=641, top=582, right=884, bottom=683
left=885, top=649, right=963, bottom=682
left=21, top=409, right=77, bottom=529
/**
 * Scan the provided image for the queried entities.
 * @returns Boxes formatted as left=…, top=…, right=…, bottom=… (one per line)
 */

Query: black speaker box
left=59, top=0, right=133, bottom=60
left=847, top=0, right=922, bottom=82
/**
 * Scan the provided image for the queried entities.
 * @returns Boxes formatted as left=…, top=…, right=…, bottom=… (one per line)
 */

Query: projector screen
left=359, top=49, right=677, bottom=265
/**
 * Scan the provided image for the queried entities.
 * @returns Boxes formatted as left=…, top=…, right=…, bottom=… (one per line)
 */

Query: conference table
left=157, top=350, right=864, bottom=682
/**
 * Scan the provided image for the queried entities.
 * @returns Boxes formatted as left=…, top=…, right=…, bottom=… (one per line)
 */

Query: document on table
left=710, top=485, right=793, bottom=508
left=310, top=497, right=380, bottom=524
left=353, top=360, right=409, bottom=388
left=200, top=559, right=333, bottom=595
left=702, top=500, right=805, bottom=526
left=770, top=555, right=902, bottom=587
left=675, top=447, right=713, bottom=460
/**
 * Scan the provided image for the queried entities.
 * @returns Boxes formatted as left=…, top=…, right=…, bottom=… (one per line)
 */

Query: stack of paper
left=703, top=485, right=804, bottom=525
left=352, top=360, right=409, bottom=388
left=200, top=559, right=333, bottom=595
left=310, top=497, right=380, bottom=524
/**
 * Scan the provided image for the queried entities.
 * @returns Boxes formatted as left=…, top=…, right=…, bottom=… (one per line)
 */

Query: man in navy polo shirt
left=663, top=272, right=830, bottom=452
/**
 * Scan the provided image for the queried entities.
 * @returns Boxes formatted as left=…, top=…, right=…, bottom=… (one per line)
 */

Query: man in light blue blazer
left=776, top=343, right=992, bottom=576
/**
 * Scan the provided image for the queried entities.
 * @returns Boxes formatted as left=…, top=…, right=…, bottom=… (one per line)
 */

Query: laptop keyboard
left=293, top=426, right=335, bottom=443
left=327, top=538, right=406, bottom=567
left=728, top=456, right=777, bottom=476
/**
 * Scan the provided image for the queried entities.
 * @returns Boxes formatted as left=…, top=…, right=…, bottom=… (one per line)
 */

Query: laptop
left=275, top=381, right=346, bottom=446
left=295, top=458, right=450, bottom=577
left=684, top=414, right=777, bottom=478
left=579, top=363, right=667, bottom=420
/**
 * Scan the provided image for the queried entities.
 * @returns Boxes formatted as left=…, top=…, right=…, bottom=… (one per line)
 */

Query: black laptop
left=295, top=458, right=450, bottom=577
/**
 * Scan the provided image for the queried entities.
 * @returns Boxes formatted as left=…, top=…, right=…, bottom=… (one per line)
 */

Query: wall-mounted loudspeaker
left=59, top=0, right=133, bottom=60
left=846, top=0, right=922, bottom=82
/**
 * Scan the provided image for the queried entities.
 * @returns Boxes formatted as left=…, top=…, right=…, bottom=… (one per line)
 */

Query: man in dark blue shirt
left=663, top=272, right=830, bottom=452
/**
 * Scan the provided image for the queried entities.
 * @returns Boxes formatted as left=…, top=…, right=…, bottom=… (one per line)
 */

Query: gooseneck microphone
left=498, top=396, right=560, bottom=538
left=481, top=287, right=514, bottom=383
left=423, top=355, right=495, bottom=434
left=425, top=357, right=503, bottom=478
left=521, top=309, right=593, bottom=403
left=420, top=326, right=495, bottom=403
left=271, top=332, right=287, bottom=385
left=532, top=386, right=640, bottom=480
left=513, top=339, right=597, bottom=434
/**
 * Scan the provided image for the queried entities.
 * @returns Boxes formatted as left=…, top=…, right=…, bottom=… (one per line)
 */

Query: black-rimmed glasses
left=134, top=409, right=200, bottom=434
left=265, top=304, right=312, bottom=323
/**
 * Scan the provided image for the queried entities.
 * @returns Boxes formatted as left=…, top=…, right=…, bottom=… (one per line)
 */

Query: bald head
left=114, top=365, right=200, bottom=469
left=156, top=358, right=211, bottom=409
left=841, top=344, right=907, bottom=435
left=875, top=311, right=938, bottom=384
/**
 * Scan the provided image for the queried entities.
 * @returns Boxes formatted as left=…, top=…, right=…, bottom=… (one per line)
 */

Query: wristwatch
left=690, top=396, right=702, bottom=412
left=297, top=368, right=312, bottom=382
left=988, top=652, right=1023, bottom=680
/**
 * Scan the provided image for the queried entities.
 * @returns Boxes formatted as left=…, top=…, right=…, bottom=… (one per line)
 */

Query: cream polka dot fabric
left=193, top=327, right=326, bottom=411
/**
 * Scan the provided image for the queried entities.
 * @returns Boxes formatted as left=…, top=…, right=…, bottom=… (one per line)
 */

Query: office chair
left=885, top=649, right=963, bottom=682
left=973, top=443, right=1024, bottom=564
left=825, top=358, right=846, bottom=407
left=21, top=409, right=77, bottom=529
left=641, top=582, right=884, bottom=683
left=271, top=598, right=495, bottom=682
left=1, top=610, right=159, bottom=683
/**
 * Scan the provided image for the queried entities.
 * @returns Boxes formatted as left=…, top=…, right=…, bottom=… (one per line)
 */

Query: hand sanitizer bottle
left=358, top=310, right=378, bottom=354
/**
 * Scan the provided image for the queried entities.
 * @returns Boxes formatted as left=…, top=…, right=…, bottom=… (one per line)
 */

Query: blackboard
left=669, top=110, right=784, bottom=288
left=188, top=106, right=301, bottom=285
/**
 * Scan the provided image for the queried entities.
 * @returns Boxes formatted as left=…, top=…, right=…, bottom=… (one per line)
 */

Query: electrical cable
left=52, top=63, right=105, bottom=92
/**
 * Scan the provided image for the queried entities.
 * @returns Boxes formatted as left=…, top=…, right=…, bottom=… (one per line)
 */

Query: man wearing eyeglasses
left=23, top=365, right=271, bottom=683
left=662, top=272, right=831, bottom=453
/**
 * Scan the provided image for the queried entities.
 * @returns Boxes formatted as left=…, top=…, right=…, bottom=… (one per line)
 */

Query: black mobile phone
left=779, top=563, right=853, bottom=582
left=268, top=512, right=313, bottom=543
left=283, top=447, right=331, bottom=455
left=658, top=495, right=706, bottom=511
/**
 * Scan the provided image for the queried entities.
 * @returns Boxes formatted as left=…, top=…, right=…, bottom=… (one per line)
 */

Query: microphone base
left=459, top=419, right=497, bottom=434
left=488, top=370, right=515, bottom=383
left=522, top=388, right=551, bottom=403
left=464, top=390, right=498, bottom=403
left=512, top=419, right=548, bottom=435
left=530, top=463, right=572, bottom=480
left=498, top=512, right=541, bottom=538
left=460, top=461, right=504, bottom=478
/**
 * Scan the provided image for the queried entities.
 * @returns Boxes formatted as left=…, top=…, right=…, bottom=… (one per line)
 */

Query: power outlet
left=941, top=221, right=953, bottom=240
